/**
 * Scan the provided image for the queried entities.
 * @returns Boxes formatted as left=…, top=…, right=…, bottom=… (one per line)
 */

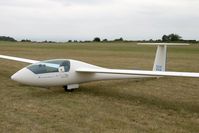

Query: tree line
left=0, top=36, right=17, bottom=42
left=0, top=34, right=198, bottom=43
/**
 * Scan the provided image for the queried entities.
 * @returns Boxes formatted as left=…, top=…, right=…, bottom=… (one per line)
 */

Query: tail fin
left=153, top=45, right=167, bottom=71
left=138, top=43, right=190, bottom=71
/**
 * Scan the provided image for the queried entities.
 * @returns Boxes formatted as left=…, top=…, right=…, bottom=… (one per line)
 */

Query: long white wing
left=76, top=68, right=199, bottom=78
left=0, top=55, right=39, bottom=64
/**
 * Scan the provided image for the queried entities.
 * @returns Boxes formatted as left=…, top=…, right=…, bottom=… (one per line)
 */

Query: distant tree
left=93, top=37, right=101, bottom=42
left=149, top=39, right=154, bottom=42
left=0, top=36, right=16, bottom=42
left=48, top=41, right=55, bottom=43
left=21, top=39, right=31, bottom=42
left=182, top=40, right=197, bottom=43
left=162, top=34, right=182, bottom=42
left=156, top=39, right=162, bottom=42
left=114, top=37, right=124, bottom=42
left=84, top=40, right=91, bottom=43
left=68, top=40, right=72, bottom=43
left=162, top=35, right=170, bottom=42
left=102, top=39, right=108, bottom=42
left=168, top=34, right=182, bottom=41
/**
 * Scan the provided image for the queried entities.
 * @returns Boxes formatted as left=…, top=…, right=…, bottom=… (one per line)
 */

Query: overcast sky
left=0, top=0, right=198, bottom=41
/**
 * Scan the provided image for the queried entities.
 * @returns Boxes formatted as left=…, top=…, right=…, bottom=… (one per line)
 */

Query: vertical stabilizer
left=138, top=43, right=190, bottom=72
left=153, top=45, right=167, bottom=71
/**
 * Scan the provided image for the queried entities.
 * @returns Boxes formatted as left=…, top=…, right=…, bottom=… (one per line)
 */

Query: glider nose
left=11, top=73, right=17, bottom=81
left=11, top=67, right=36, bottom=85
left=11, top=69, right=24, bottom=82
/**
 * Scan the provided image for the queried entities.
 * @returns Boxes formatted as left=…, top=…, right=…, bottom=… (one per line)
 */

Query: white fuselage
left=11, top=60, right=151, bottom=87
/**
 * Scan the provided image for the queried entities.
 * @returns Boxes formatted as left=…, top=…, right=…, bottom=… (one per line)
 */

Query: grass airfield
left=0, top=41, right=199, bottom=133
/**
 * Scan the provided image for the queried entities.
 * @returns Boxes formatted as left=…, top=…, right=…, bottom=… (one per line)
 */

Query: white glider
left=0, top=43, right=199, bottom=91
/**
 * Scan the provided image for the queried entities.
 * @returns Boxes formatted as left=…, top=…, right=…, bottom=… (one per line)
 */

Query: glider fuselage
left=11, top=59, right=149, bottom=87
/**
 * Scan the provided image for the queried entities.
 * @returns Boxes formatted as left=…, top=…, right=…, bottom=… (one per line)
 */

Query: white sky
left=0, top=0, right=198, bottom=41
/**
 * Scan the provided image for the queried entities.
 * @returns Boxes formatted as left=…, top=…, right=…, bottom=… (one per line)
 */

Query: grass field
left=0, top=41, right=199, bottom=133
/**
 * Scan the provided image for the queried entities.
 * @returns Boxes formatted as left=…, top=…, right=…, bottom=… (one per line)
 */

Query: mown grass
left=0, top=41, right=199, bottom=133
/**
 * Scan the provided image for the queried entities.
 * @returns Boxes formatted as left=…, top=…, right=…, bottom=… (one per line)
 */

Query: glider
left=0, top=43, right=199, bottom=91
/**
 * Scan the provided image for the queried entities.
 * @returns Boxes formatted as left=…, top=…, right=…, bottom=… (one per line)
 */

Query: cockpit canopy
left=27, top=59, right=70, bottom=74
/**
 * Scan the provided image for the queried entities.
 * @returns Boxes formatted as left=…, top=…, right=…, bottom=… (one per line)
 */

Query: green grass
left=0, top=42, right=199, bottom=133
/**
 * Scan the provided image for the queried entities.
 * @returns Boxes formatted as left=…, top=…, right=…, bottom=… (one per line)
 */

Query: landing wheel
left=64, top=86, right=74, bottom=92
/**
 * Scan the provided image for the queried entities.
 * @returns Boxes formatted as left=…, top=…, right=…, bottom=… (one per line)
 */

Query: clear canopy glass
left=27, top=59, right=70, bottom=74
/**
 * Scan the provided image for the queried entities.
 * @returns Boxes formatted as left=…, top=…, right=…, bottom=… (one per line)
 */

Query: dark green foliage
left=0, top=36, right=16, bottom=42
left=93, top=37, right=101, bottom=42
left=114, top=37, right=124, bottom=42
left=102, top=39, right=108, bottom=42
left=162, top=35, right=170, bottom=42
left=42, top=40, right=55, bottom=43
left=169, top=34, right=182, bottom=41
left=182, top=40, right=197, bottom=43
left=21, top=39, right=31, bottom=42
left=161, top=34, right=197, bottom=43
left=162, top=34, right=182, bottom=42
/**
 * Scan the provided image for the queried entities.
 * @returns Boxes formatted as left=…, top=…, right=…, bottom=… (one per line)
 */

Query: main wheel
left=64, top=86, right=74, bottom=92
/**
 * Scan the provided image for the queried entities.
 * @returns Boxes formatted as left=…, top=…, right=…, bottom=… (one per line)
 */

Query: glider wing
left=0, top=55, right=39, bottom=64
left=76, top=68, right=199, bottom=78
